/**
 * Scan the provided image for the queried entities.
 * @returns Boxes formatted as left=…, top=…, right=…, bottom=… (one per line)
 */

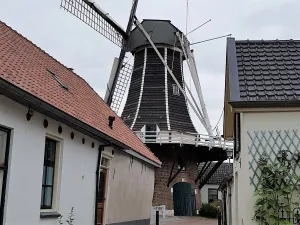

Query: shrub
left=199, top=202, right=219, bottom=218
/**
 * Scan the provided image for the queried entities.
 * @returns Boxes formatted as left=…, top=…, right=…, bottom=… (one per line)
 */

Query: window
left=145, top=124, right=157, bottom=140
left=177, top=156, right=186, bottom=171
left=0, top=127, right=10, bottom=225
left=172, top=84, right=180, bottom=96
left=101, top=157, right=109, bottom=168
left=208, top=188, right=218, bottom=203
left=41, top=138, right=57, bottom=209
left=234, top=113, right=241, bottom=159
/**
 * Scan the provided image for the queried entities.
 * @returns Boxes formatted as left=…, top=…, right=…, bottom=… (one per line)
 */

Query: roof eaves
left=0, top=78, right=161, bottom=167
left=230, top=100, right=300, bottom=109
left=227, top=37, right=240, bottom=102
left=218, top=172, right=233, bottom=191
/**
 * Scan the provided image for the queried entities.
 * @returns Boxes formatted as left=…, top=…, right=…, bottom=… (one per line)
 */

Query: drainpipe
left=228, top=183, right=232, bottom=225
left=95, top=144, right=111, bottom=225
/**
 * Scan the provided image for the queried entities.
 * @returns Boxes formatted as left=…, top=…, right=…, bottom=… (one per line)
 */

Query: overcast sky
left=1, top=0, right=299, bottom=135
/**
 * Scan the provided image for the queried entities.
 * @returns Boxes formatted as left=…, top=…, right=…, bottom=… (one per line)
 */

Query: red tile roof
left=0, top=21, right=161, bottom=165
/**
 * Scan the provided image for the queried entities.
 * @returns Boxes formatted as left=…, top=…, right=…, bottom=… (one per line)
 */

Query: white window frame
left=172, top=84, right=180, bottom=96
left=100, top=152, right=113, bottom=225
left=40, top=134, right=63, bottom=213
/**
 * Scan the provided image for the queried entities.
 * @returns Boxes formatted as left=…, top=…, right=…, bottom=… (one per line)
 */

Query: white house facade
left=0, top=20, right=161, bottom=225
left=223, top=38, right=300, bottom=225
left=199, top=163, right=232, bottom=204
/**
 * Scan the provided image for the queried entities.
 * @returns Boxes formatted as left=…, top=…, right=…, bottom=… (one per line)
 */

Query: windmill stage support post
left=218, top=211, right=222, bottom=225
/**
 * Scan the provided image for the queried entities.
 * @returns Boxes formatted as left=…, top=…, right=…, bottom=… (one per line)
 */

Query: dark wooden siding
left=121, top=49, right=145, bottom=127
left=134, top=48, right=168, bottom=130
left=122, top=47, right=196, bottom=133
left=167, top=49, right=196, bottom=133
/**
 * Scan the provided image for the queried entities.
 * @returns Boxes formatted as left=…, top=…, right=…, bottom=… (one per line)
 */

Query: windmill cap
left=126, top=19, right=188, bottom=53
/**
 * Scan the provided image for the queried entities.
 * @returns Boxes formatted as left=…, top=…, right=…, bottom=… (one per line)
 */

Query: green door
left=173, top=182, right=196, bottom=216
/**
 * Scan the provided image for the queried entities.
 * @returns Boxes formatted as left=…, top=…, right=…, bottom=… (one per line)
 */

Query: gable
left=0, top=20, right=161, bottom=166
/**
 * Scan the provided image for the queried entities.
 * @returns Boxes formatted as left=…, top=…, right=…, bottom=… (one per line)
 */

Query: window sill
left=40, top=211, right=61, bottom=218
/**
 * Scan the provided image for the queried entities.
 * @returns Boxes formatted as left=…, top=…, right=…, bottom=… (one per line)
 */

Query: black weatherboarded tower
left=122, top=20, right=196, bottom=133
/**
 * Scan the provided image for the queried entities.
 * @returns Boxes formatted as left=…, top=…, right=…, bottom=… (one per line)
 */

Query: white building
left=200, top=163, right=232, bottom=204
left=0, top=20, right=161, bottom=225
left=223, top=38, right=300, bottom=225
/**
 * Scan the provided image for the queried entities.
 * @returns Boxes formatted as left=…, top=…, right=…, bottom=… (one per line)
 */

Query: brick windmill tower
left=61, top=0, right=233, bottom=217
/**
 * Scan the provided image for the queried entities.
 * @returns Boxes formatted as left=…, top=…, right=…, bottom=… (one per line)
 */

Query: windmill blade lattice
left=110, top=62, right=133, bottom=114
left=60, top=0, right=126, bottom=47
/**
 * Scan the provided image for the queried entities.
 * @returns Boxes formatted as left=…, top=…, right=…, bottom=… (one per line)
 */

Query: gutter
left=229, top=100, right=300, bottom=109
left=0, top=79, right=160, bottom=167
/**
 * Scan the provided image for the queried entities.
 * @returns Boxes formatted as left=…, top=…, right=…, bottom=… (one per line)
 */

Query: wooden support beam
left=198, top=159, right=225, bottom=189
left=195, top=161, right=211, bottom=183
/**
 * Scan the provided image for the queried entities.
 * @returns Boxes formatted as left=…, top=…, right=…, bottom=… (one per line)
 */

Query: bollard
left=218, top=211, right=222, bottom=225
left=156, top=210, right=159, bottom=225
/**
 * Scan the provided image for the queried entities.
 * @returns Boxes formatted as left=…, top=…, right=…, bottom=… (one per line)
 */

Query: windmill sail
left=60, top=0, right=128, bottom=47
left=105, top=57, right=133, bottom=115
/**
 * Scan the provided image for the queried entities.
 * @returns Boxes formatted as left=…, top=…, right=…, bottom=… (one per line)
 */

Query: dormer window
left=172, top=84, right=180, bottom=96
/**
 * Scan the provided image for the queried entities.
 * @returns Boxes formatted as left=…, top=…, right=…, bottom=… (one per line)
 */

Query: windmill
left=60, top=0, right=233, bottom=217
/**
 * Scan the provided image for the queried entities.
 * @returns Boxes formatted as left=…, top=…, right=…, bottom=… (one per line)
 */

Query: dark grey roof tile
left=231, top=39, right=300, bottom=103
left=198, top=163, right=233, bottom=185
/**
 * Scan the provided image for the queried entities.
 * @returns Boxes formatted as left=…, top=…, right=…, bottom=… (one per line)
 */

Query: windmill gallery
left=0, top=0, right=234, bottom=225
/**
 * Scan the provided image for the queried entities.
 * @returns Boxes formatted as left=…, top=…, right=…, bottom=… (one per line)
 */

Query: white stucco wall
left=0, top=95, right=103, bottom=225
left=200, top=184, right=221, bottom=204
left=232, top=111, right=300, bottom=225
left=104, top=150, right=155, bottom=224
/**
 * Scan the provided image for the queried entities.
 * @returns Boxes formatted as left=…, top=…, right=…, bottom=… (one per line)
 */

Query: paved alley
left=151, top=216, right=217, bottom=225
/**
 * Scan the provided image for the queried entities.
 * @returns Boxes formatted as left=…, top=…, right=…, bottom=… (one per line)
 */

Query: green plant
left=253, top=150, right=300, bottom=225
left=58, top=207, right=75, bottom=225
left=211, top=199, right=222, bottom=213
left=199, top=203, right=219, bottom=218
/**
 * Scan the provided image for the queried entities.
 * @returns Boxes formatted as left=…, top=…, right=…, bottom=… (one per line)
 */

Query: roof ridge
left=235, top=39, right=300, bottom=43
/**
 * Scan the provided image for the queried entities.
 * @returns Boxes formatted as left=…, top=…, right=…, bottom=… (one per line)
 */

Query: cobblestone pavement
left=151, top=216, right=217, bottom=225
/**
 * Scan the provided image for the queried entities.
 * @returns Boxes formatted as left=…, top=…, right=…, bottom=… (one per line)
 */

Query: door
left=173, top=182, right=196, bottom=216
left=97, top=168, right=107, bottom=225
left=0, top=127, right=10, bottom=225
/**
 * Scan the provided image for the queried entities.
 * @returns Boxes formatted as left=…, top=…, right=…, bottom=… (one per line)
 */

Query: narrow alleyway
left=151, top=216, right=217, bottom=225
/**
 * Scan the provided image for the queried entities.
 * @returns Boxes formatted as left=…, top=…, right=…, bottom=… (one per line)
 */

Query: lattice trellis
left=110, top=62, right=133, bottom=114
left=248, top=129, right=300, bottom=191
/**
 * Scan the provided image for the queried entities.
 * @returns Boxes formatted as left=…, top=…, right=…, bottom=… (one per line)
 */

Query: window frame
left=172, top=84, right=180, bottom=96
left=233, top=113, right=241, bottom=159
left=208, top=188, right=218, bottom=203
left=0, top=126, right=11, bottom=225
left=40, top=135, right=62, bottom=212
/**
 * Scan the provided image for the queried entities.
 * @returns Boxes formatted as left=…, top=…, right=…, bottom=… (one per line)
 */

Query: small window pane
left=0, top=131, right=7, bottom=165
left=46, top=167, right=54, bottom=185
left=41, top=187, right=45, bottom=205
left=42, top=166, right=46, bottom=185
left=44, top=187, right=53, bottom=207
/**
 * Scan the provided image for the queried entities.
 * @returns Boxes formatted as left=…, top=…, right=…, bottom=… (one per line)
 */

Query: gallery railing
left=134, top=130, right=233, bottom=151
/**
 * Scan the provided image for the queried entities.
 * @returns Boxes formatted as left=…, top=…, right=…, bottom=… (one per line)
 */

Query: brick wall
left=152, top=151, right=201, bottom=210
